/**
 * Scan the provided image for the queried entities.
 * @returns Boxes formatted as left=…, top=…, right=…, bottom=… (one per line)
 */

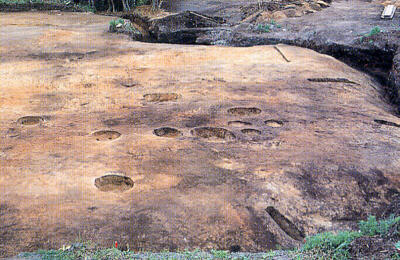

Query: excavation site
left=1, top=0, right=400, bottom=259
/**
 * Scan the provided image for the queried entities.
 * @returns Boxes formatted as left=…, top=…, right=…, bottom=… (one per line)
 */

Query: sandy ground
left=1, top=11, right=400, bottom=257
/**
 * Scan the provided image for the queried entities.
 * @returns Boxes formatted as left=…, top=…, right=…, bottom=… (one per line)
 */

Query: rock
left=283, top=4, right=296, bottom=9
left=309, top=3, right=322, bottom=11
left=317, top=1, right=330, bottom=8
left=305, top=9, right=317, bottom=14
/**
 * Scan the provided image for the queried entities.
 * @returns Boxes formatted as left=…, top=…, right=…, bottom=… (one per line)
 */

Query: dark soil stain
left=143, top=93, right=179, bottom=102
left=102, top=118, right=124, bottom=127
left=307, top=78, right=358, bottom=84
left=17, top=116, right=43, bottom=126
left=191, top=127, right=236, bottom=140
left=28, top=51, right=97, bottom=61
left=183, top=115, right=210, bottom=128
left=94, top=175, right=134, bottom=192
left=266, top=206, right=304, bottom=241
left=241, top=128, right=261, bottom=136
left=153, top=127, right=182, bottom=137
left=227, top=107, right=261, bottom=116
left=374, top=119, right=400, bottom=127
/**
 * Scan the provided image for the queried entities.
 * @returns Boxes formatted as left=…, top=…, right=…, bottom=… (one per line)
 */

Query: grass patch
left=359, top=215, right=400, bottom=237
left=359, top=26, right=383, bottom=43
left=256, top=19, right=281, bottom=33
left=299, top=214, right=400, bottom=260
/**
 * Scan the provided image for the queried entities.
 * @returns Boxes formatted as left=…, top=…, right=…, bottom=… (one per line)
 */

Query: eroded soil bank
left=1, top=11, right=400, bottom=258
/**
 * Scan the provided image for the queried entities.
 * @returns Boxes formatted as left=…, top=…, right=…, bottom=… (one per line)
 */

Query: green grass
left=211, top=249, right=229, bottom=259
left=301, top=231, right=362, bottom=260
left=365, top=26, right=382, bottom=37
left=256, top=19, right=281, bottom=33
left=359, top=215, right=400, bottom=237
left=359, top=26, right=383, bottom=43
left=299, top=214, right=400, bottom=260
left=109, top=18, right=125, bottom=31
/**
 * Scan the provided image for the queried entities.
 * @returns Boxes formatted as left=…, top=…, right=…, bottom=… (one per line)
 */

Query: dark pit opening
left=227, top=107, right=261, bottom=116
left=307, top=78, right=357, bottom=84
left=17, top=116, right=43, bottom=125
left=241, top=128, right=261, bottom=136
left=374, top=119, right=400, bottom=127
left=228, top=121, right=252, bottom=127
left=153, top=127, right=182, bottom=137
left=265, top=120, right=284, bottom=128
left=191, top=127, right=236, bottom=140
left=229, top=245, right=241, bottom=252
left=143, top=93, right=179, bottom=102
left=94, top=175, right=134, bottom=192
left=266, top=206, right=304, bottom=241
left=92, top=130, right=121, bottom=141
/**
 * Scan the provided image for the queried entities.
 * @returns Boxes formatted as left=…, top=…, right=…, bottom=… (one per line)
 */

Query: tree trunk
left=122, top=0, right=130, bottom=11
left=152, top=0, right=159, bottom=11
left=90, top=0, right=96, bottom=10
left=110, top=0, right=115, bottom=12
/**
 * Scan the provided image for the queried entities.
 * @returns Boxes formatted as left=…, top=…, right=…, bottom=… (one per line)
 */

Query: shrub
left=109, top=19, right=125, bottom=32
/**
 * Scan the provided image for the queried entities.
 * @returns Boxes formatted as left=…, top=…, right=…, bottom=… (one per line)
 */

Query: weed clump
left=301, top=214, right=400, bottom=259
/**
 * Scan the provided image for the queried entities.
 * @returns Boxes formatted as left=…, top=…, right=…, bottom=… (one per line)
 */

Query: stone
left=317, top=1, right=330, bottom=8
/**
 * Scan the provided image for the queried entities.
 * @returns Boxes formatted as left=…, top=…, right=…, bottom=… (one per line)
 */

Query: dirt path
left=1, top=11, right=400, bottom=257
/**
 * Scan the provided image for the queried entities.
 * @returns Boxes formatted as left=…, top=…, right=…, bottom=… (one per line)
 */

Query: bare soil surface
left=1, top=11, right=400, bottom=258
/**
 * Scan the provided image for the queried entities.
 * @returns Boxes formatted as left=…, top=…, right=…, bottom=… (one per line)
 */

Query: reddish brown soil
left=1, top=11, right=400, bottom=257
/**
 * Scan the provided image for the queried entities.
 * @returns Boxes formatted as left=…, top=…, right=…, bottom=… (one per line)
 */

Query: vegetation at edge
left=19, top=215, right=400, bottom=259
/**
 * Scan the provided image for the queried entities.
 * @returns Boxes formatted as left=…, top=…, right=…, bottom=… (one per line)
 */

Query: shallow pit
left=153, top=127, right=182, bottom=137
left=92, top=130, right=121, bottom=141
left=265, top=120, right=284, bottom=128
left=266, top=206, right=304, bottom=241
left=308, top=78, right=357, bottom=84
left=143, top=93, right=179, bottom=102
left=191, top=127, right=236, bottom=140
left=228, top=121, right=252, bottom=127
left=374, top=119, right=400, bottom=127
left=227, top=107, right=261, bottom=116
left=241, top=128, right=261, bottom=136
left=94, top=175, right=134, bottom=192
left=17, top=116, right=43, bottom=126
